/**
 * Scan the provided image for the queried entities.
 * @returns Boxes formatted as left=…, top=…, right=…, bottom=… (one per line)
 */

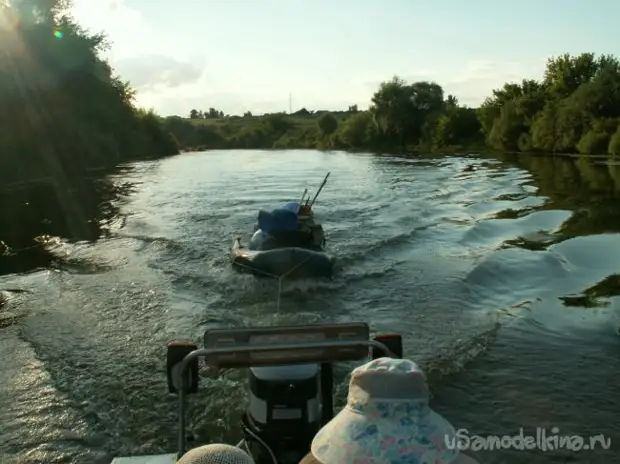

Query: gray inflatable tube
left=231, top=237, right=335, bottom=279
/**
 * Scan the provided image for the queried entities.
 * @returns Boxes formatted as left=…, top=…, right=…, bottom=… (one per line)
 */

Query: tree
left=0, top=0, right=179, bottom=254
left=487, top=101, right=527, bottom=152
left=530, top=102, right=561, bottom=152
left=544, top=53, right=599, bottom=99
left=337, top=112, right=375, bottom=148
left=476, top=52, right=620, bottom=155
left=609, top=126, right=620, bottom=156
left=434, top=107, right=481, bottom=148
left=445, top=95, right=458, bottom=108
left=0, top=0, right=178, bottom=173
left=369, top=76, right=445, bottom=150
left=263, top=113, right=292, bottom=134
left=577, top=130, right=609, bottom=155
left=318, top=113, right=338, bottom=136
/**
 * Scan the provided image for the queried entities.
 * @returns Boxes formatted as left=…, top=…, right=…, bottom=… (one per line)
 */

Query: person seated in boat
left=298, top=357, right=482, bottom=464
left=177, top=443, right=255, bottom=463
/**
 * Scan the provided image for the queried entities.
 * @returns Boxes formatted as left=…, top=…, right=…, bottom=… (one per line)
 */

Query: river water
left=1, top=150, right=619, bottom=463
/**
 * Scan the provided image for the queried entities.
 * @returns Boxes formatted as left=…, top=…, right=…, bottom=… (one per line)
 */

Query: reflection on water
left=428, top=153, right=620, bottom=463
left=496, top=154, right=620, bottom=238
left=486, top=153, right=620, bottom=312
left=0, top=170, right=135, bottom=276
left=0, top=150, right=619, bottom=463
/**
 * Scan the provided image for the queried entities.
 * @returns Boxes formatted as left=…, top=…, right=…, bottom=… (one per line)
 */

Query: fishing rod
left=296, top=188, right=308, bottom=214
left=305, top=172, right=331, bottom=208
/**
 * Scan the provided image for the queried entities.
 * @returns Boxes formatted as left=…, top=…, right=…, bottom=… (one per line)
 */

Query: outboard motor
left=242, top=364, right=321, bottom=464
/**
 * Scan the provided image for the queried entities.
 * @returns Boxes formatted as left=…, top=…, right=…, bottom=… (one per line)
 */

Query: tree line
left=167, top=53, right=620, bottom=157
left=0, top=0, right=180, bottom=189
left=0, top=0, right=179, bottom=273
left=190, top=108, right=225, bottom=119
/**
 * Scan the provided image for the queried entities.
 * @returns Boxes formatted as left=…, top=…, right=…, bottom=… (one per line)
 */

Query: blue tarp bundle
left=281, top=202, right=300, bottom=213
left=257, top=203, right=299, bottom=234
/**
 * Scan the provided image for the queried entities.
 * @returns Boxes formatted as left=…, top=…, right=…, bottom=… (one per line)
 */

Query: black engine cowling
left=243, top=364, right=321, bottom=464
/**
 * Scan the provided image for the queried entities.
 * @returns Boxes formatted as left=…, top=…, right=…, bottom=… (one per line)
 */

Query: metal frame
left=202, top=322, right=371, bottom=367
left=173, top=338, right=395, bottom=457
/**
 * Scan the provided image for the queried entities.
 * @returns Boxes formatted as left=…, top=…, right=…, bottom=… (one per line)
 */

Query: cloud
left=441, top=59, right=548, bottom=106
left=122, top=56, right=550, bottom=116
left=113, top=55, right=204, bottom=90
left=343, top=60, right=548, bottom=110
left=68, top=2, right=552, bottom=115
left=71, top=0, right=143, bottom=43
left=70, top=0, right=170, bottom=60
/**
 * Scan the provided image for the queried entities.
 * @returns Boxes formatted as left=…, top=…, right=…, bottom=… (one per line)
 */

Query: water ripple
left=1, top=150, right=619, bottom=463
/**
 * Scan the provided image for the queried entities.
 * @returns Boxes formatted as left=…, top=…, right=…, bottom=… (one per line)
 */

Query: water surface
left=1, top=150, right=619, bottom=463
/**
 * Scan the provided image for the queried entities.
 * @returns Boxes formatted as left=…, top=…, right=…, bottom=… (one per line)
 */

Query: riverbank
left=163, top=103, right=620, bottom=161
left=0, top=1, right=180, bottom=275
left=163, top=109, right=487, bottom=155
left=174, top=116, right=618, bottom=162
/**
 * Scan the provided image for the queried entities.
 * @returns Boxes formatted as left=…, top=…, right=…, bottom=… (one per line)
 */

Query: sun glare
left=0, top=5, right=22, bottom=55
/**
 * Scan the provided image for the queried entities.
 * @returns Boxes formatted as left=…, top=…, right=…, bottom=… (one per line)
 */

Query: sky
left=69, top=0, right=620, bottom=117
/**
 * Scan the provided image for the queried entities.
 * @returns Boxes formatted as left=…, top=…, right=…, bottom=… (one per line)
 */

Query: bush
left=576, top=130, right=609, bottom=155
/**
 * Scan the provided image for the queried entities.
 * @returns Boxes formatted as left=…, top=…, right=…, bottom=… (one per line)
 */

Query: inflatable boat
left=231, top=174, right=335, bottom=279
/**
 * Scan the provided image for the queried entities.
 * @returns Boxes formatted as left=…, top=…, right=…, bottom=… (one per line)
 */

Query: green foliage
left=317, top=113, right=338, bottom=136
left=543, top=53, right=600, bottom=99
left=433, top=106, right=481, bottom=149
left=481, top=52, right=620, bottom=156
left=368, top=77, right=445, bottom=150
left=487, top=101, right=527, bottom=152
left=263, top=113, right=293, bottom=134
left=0, top=0, right=178, bottom=187
left=609, top=126, right=620, bottom=157
left=338, top=112, right=376, bottom=149
left=190, top=108, right=224, bottom=119
left=577, top=130, right=610, bottom=155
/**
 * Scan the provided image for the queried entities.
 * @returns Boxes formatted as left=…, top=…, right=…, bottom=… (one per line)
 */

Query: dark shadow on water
left=0, top=172, right=133, bottom=276
left=499, top=236, right=554, bottom=251
left=560, top=274, right=620, bottom=308
left=497, top=154, right=620, bottom=232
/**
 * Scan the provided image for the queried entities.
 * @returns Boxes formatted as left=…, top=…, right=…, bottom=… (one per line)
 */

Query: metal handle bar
left=175, top=339, right=395, bottom=456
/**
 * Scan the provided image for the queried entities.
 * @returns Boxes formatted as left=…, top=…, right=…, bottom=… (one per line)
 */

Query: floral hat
left=309, top=357, right=460, bottom=464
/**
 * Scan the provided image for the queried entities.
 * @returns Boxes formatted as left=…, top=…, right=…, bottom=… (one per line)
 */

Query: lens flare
left=54, top=30, right=63, bottom=39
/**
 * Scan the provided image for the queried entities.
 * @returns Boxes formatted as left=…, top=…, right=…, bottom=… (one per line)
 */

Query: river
left=1, top=150, right=619, bottom=463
